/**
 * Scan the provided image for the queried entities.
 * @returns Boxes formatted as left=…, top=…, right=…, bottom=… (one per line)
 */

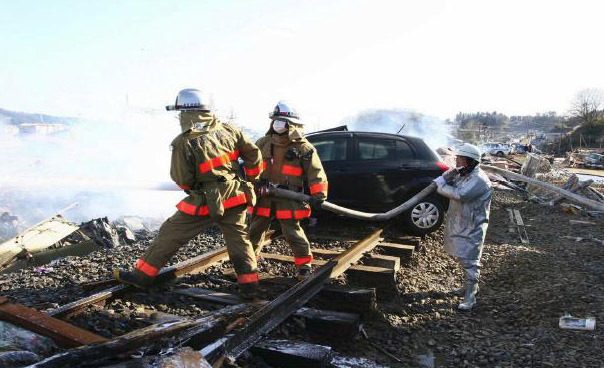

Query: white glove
left=442, top=169, right=457, bottom=182
left=434, top=176, right=446, bottom=187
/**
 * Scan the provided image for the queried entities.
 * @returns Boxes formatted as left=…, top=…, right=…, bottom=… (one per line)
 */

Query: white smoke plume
left=0, top=109, right=184, bottom=227
left=342, top=109, right=455, bottom=150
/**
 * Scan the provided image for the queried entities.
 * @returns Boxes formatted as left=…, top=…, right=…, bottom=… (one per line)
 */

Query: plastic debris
left=0, top=350, right=41, bottom=367
left=0, top=321, right=57, bottom=356
left=157, top=347, right=212, bottom=368
left=559, top=314, right=596, bottom=330
left=34, top=266, right=54, bottom=273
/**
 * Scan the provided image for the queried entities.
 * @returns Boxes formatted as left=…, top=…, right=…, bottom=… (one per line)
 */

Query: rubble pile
left=0, top=186, right=603, bottom=366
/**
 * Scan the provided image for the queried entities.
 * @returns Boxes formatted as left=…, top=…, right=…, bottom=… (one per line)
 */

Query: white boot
left=458, top=282, right=478, bottom=311
left=453, top=283, right=479, bottom=296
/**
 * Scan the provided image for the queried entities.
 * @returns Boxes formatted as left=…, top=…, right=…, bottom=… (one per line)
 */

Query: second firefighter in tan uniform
left=114, top=88, right=263, bottom=299
left=249, top=101, right=328, bottom=278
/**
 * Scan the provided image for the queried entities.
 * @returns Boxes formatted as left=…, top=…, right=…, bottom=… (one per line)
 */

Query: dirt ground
left=350, top=187, right=604, bottom=367
left=1, top=187, right=603, bottom=367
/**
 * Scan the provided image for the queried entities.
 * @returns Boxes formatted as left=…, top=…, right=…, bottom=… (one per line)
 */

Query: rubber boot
left=239, top=282, right=259, bottom=301
left=458, top=282, right=478, bottom=311
left=451, top=286, right=465, bottom=296
left=452, top=284, right=478, bottom=296
left=296, top=266, right=312, bottom=281
left=113, top=269, right=153, bottom=290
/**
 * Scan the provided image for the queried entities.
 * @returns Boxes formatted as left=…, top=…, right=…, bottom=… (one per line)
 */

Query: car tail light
left=436, top=161, right=449, bottom=171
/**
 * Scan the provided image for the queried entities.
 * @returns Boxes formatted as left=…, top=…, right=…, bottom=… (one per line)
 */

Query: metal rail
left=48, top=247, right=230, bottom=318
left=207, top=228, right=384, bottom=365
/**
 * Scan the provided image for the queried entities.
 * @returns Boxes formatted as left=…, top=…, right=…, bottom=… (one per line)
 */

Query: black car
left=306, top=128, right=450, bottom=235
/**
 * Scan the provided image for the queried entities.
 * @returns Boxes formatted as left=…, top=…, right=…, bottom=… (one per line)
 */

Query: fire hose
left=266, top=182, right=438, bottom=221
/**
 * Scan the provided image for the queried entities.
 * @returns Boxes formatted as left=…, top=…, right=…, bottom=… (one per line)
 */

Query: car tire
left=496, top=151, right=504, bottom=157
left=402, top=197, right=445, bottom=236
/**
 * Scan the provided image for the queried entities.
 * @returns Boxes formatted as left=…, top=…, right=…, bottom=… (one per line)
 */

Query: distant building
left=2, top=124, right=19, bottom=136
left=18, top=123, right=68, bottom=135
left=542, top=132, right=565, bottom=142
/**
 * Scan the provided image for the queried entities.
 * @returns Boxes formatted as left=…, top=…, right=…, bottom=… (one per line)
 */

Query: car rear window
left=358, top=138, right=396, bottom=160
left=313, top=137, right=348, bottom=162
left=397, top=140, right=415, bottom=160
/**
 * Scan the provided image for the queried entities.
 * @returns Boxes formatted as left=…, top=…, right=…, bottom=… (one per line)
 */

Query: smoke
left=0, top=109, right=184, bottom=227
left=342, top=109, right=455, bottom=150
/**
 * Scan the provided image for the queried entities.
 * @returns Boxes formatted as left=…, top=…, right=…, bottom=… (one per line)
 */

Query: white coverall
left=437, top=166, right=492, bottom=284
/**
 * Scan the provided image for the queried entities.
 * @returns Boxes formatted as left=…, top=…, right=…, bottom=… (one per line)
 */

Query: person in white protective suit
left=433, top=143, right=492, bottom=311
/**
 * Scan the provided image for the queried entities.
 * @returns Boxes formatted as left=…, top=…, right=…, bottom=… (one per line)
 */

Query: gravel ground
left=1, top=187, right=603, bottom=367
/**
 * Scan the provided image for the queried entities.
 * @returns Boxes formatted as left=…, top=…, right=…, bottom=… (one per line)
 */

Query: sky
left=1, top=0, right=604, bottom=131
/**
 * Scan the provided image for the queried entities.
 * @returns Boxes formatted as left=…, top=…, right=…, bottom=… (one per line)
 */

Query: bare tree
left=570, top=88, right=604, bottom=125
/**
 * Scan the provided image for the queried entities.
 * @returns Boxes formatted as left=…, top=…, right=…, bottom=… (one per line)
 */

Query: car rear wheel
left=402, top=197, right=445, bottom=236
left=496, top=151, right=504, bottom=157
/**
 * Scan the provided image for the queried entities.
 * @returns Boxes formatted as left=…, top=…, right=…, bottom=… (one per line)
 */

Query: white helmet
left=166, top=88, right=210, bottom=111
left=269, top=101, right=303, bottom=125
left=456, top=143, right=481, bottom=162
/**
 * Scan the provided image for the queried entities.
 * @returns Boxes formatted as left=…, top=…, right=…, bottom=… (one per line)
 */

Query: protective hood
left=179, top=111, right=217, bottom=133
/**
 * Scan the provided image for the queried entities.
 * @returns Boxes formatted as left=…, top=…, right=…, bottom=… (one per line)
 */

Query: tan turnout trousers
left=134, top=205, right=257, bottom=283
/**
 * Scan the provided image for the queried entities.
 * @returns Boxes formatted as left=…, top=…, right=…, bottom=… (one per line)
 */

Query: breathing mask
left=272, top=120, right=288, bottom=134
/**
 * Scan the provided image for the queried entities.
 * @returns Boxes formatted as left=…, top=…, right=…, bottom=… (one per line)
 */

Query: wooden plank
left=310, top=248, right=342, bottom=259
left=221, top=270, right=377, bottom=315
left=507, top=208, right=516, bottom=233
left=361, top=254, right=400, bottom=271
left=29, top=304, right=257, bottom=368
left=0, top=297, right=107, bottom=348
left=250, top=339, right=333, bottom=368
left=513, top=209, right=530, bottom=244
left=259, top=252, right=393, bottom=278
left=345, top=265, right=397, bottom=298
left=174, top=288, right=361, bottom=338
left=569, top=220, right=596, bottom=225
left=513, top=209, right=525, bottom=226
left=388, top=236, right=421, bottom=249
left=375, top=242, right=414, bottom=260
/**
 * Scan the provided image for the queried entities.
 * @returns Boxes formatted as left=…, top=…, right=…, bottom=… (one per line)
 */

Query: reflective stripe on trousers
left=135, top=258, right=159, bottom=277
left=237, top=272, right=259, bottom=284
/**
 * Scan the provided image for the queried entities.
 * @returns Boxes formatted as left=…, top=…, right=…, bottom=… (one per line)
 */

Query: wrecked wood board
left=508, top=209, right=530, bottom=244
left=30, top=304, right=256, bottom=368
left=513, top=209, right=530, bottom=244
left=0, top=297, right=107, bottom=348
left=0, top=215, right=79, bottom=269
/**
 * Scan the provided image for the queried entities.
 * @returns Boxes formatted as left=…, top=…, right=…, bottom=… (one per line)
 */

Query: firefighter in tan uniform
left=249, top=101, right=328, bottom=279
left=114, top=88, right=263, bottom=299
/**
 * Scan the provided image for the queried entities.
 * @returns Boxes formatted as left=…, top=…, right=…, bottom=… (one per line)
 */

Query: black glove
left=309, top=197, right=325, bottom=212
left=254, top=179, right=269, bottom=197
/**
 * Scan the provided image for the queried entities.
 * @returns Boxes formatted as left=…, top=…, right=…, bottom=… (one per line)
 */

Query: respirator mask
left=272, top=120, right=288, bottom=134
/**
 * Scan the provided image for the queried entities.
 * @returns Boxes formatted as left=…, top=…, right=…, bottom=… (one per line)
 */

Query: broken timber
left=207, top=229, right=383, bottom=365
left=174, top=288, right=361, bottom=339
left=49, top=247, right=230, bottom=318
left=0, top=203, right=80, bottom=269
left=483, top=165, right=604, bottom=211
left=29, top=304, right=256, bottom=368
left=507, top=208, right=529, bottom=244
left=219, top=270, right=376, bottom=315
left=0, top=297, right=107, bottom=348
left=250, top=339, right=333, bottom=368
left=259, top=252, right=396, bottom=294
